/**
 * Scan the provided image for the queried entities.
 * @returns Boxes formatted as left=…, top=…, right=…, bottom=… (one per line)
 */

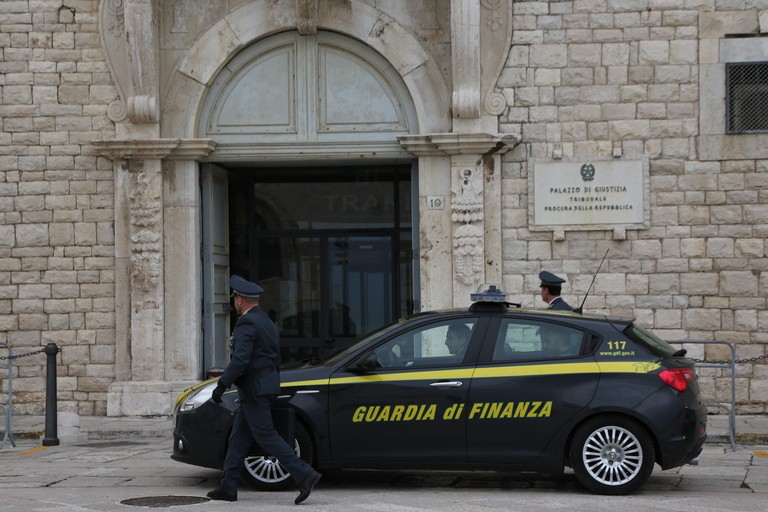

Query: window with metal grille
left=726, top=62, right=768, bottom=134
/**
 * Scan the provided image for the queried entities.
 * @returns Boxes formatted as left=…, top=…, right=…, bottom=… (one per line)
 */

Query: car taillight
left=658, top=368, right=695, bottom=392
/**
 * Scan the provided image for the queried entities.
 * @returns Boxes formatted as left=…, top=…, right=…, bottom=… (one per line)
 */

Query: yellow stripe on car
left=280, top=360, right=662, bottom=389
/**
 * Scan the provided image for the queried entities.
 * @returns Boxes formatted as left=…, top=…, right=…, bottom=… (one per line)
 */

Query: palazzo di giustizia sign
left=531, top=160, right=649, bottom=236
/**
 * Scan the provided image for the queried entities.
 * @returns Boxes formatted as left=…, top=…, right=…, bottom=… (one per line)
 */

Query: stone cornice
left=93, top=139, right=217, bottom=160
left=167, top=139, right=219, bottom=160
left=398, top=133, right=519, bottom=156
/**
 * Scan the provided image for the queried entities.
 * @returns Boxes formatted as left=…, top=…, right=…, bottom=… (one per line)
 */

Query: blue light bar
left=470, top=284, right=506, bottom=302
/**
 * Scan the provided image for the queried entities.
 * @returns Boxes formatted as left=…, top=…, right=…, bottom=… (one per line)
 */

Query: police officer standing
left=539, top=271, right=573, bottom=311
left=207, top=275, right=321, bottom=505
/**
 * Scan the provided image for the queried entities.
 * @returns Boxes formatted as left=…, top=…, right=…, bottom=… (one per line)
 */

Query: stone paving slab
left=1, top=439, right=767, bottom=512
left=2, top=435, right=767, bottom=491
left=1, top=412, right=767, bottom=512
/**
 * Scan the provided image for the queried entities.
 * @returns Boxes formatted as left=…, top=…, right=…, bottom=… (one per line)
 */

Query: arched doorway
left=198, top=31, right=420, bottom=370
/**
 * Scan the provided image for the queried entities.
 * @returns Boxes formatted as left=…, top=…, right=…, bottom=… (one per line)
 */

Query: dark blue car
left=172, top=292, right=706, bottom=495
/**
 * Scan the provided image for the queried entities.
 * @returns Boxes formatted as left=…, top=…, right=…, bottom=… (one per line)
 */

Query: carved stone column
left=400, top=133, right=518, bottom=308
left=407, top=1, right=514, bottom=307
left=125, top=157, right=164, bottom=380
left=94, top=139, right=216, bottom=416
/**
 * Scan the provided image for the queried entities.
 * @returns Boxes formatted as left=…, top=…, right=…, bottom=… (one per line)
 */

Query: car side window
left=492, top=319, right=584, bottom=362
left=374, top=318, right=478, bottom=368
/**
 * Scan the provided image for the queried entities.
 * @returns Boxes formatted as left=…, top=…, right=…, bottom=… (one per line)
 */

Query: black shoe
left=295, top=471, right=321, bottom=504
left=207, top=488, right=237, bottom=502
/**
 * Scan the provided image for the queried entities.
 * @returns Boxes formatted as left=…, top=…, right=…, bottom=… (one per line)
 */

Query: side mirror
left=354, top=351, right=380, bottom=371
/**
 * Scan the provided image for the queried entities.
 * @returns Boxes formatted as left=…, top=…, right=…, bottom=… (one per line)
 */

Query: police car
left=172, top=286, right=707, bottom=495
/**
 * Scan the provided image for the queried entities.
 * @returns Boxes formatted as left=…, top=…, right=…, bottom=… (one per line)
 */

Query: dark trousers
left=219, top=395, right=313, bottom=493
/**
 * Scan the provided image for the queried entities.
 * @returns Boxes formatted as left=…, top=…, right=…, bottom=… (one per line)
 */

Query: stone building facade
left=0, top=0, right=766, bottom=417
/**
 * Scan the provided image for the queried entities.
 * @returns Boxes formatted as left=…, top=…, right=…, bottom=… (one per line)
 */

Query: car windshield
left=624, top=324, right=678, bottom=357
left=318, top=319, right=409, bottom=366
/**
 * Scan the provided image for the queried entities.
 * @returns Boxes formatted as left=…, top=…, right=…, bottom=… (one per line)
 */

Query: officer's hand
left=211, top=382, right=227, bottom=404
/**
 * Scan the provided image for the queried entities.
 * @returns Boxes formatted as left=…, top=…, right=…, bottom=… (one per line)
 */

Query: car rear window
left=623, top=324, right=678, bottom=357
left=492, top=319, right=584, bottom=361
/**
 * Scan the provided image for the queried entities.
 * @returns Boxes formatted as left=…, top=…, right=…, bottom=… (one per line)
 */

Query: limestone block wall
left=498, top=1, right=768, bottom=413
left=0, top=1, right=116, bottom=415
left=0, top=0, right=766, bottom=417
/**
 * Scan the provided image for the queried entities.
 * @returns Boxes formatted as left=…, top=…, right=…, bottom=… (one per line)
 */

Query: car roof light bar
left=471, top=284, right=507, bottom=302
left=469, top=284, right=521, bottom=311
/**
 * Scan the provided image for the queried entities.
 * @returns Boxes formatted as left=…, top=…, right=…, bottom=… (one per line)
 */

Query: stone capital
left=399, top=132, right=519, bottom=157
left=93, top=138, right=217, bottom=161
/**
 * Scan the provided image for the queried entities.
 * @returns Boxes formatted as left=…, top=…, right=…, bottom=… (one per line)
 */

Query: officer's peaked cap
left=539, top=271, right=566, bottom=287
left=230, top=275, right=264, bottom=297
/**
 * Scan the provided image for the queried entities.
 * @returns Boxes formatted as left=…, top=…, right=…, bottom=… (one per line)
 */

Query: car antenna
left=573, top=249, right=609, bottom=315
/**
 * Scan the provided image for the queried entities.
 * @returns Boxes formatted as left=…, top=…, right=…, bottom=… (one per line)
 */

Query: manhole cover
left=121, top=496, right=209, bottom=508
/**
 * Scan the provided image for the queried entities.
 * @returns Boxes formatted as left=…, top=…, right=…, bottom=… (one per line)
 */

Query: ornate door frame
left=95, top=0, right=516, bottom=416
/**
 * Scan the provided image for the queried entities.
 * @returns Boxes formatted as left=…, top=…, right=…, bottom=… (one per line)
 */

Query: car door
left=327, top=316, right=487, bottom=465
left=466, top=317, right=599, bottom=465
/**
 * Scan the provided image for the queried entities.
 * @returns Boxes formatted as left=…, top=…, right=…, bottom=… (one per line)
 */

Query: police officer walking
left=207, top=275, right=321, bottom=505
left=539, top=271, right=573, bottom=311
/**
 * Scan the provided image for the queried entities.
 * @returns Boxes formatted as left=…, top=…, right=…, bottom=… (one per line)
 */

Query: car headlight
left=174, top=380, right=216, bottom=413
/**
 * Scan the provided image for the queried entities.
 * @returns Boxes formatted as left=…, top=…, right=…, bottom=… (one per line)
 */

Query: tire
left=570, top=416, right=655, bottom=495
left=241, top=421, right=314, bottom=491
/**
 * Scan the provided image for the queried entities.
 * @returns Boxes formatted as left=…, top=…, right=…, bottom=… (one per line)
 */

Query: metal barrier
left=674, top=340, right=736, bottom=451
left=1, top=343, right=14, bottom=449
left=1, top=343, right=58, bottom=449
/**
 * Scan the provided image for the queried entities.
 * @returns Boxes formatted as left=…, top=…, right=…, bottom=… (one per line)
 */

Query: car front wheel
left=241, top=421, right=314, bottom=491
left=570, top=416, right=655, bottom=495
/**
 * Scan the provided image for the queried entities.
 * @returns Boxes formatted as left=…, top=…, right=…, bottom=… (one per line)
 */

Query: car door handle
left=430, top=381, right=463, bottom=387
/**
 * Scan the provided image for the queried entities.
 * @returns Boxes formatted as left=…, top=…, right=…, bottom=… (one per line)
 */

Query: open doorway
left=203, top=164, right=415, bottom=368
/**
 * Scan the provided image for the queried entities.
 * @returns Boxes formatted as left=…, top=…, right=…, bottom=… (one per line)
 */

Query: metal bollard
left=42, top=343, right=61, bottom=446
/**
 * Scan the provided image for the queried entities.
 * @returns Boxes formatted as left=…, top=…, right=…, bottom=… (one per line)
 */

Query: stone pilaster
left=125, top=157, right=164, bottom=380
left=94, top=139, right=216, bottom=415
left=400, top=133, right=518, bottom=308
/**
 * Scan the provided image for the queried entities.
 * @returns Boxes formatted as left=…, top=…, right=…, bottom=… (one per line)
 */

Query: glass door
left=254, top=235, right=322, bottom=363
left=227, top=165, right=413, bottom=364
left=251, top=234, right=394, bottom=363
left=327, top=235, right=392, bottom=352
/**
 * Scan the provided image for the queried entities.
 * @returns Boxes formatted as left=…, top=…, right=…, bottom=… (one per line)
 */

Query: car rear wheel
left=570, top=416, right=655, bottom=495
left=241, top=421, right=314, bottom=491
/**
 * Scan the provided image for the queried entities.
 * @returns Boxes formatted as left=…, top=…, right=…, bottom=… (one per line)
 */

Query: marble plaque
left=531, top=160, right=648, bottom=229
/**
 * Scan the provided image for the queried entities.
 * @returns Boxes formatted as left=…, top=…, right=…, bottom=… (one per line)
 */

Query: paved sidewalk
left=1, top=412, right=767, bottom=512
left=1, top=439, right=767, bottom=511
left=3, top=412, right=768, bottom=445
left=2, top=413, right=173, bottom=444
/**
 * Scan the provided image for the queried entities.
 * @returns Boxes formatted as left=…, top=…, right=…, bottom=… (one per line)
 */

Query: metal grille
left=726, top=61, right=768, bottom=134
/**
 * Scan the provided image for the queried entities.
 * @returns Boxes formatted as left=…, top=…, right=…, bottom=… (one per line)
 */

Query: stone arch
left=161, top=0, right=451, bottom=140
left=196, top=30, right=420, bottom=159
